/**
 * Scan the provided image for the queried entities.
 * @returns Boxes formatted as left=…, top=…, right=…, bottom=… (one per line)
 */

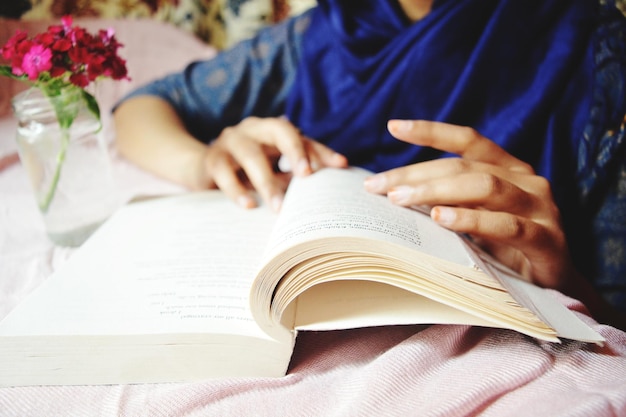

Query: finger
left=305, top=139, right=349, bottom=171
left=206, top=149, right=258, bottom=209
left=241, top=117, right=312, bottom=177
left=430, top=206, right=567, bottom=288
left=365, top=157, right=517, bottom=194
left=222, top=133, right=286, bottom=211
left=431, top=207, right=539, bottom=243
left=277, top=139, right=348, bottom=173
left=365, top=158, right=486, bottom=194
left=387, top=172, right=538, bottom=217
left=387, top=120, right=533, bottom=174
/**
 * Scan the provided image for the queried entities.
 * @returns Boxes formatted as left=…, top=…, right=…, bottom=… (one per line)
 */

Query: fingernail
left=271, top=195, right=283, bottom=212
left=431, top=206, right=456, bottom=226
left=237, top=194, right=256, bottom=209
left=296, top=158, right=311, bottom=176
left=277, top=155, right=291, bottom=173
left=389, top=119, right=413, bottom=133
left=364, top=174, right=387, bottom=193
left=332, top=152, right=348, bottom=166
left=388, top=186, right=416, bottom=205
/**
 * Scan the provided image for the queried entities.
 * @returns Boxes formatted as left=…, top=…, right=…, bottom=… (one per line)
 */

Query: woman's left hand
left=364, top=119, right=575, bottom=291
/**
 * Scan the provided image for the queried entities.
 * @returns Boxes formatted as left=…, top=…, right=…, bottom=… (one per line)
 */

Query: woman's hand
left=364, top=120, right=574, bottom=291
left=114, top=96, right=347, bottom=211
left=203, top=116, right=347, bottom=211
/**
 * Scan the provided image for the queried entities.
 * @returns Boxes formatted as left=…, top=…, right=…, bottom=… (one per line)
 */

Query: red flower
left=0, top=15, right=129, bottom=89
left=69, top=72, right=89, bottom=88
left=35, top=32, right=55, bottom=47
left=52, top=38, right=71, bottom=52
left=1, top=30, right=27, bottom=59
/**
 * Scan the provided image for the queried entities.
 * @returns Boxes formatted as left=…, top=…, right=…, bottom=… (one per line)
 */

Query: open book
left=0, top=167, right=603, bottom=387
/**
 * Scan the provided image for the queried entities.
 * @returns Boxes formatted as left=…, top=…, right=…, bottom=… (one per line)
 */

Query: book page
left=488, top=264, right=605, bottom=343
left=294, top=280, right=498, bottom=330
left=265, top=167, right=474, bottom=267
left=0, top=192, right=287, bottom=343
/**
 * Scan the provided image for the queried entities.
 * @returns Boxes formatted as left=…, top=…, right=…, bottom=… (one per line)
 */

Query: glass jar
left=12, top=87, right=120, bottom=247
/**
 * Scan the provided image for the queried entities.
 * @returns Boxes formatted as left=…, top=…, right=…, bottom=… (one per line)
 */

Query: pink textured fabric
left=1, top=18, right=625, bottom=417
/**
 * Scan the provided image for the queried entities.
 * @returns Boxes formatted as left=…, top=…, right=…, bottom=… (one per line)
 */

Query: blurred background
left=0, top=0, right=317, bottom=49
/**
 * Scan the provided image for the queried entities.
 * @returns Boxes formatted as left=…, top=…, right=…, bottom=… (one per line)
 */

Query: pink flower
left=61, top=15, right=73, bottom=32
left=21, top=44, right=53, bottom=80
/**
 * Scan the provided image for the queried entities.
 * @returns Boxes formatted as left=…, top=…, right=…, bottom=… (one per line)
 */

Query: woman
left=113, top=0, right=626, bottom=328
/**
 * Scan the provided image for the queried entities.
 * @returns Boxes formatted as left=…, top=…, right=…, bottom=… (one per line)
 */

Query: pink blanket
left=1, top=18, right=625, bottom=417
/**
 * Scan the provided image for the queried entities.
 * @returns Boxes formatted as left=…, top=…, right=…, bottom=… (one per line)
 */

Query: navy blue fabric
left=286, top=0, right=596, bottom=182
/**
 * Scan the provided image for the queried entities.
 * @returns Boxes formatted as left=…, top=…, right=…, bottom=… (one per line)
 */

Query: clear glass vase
left=12, top=87, right=119, bottom=247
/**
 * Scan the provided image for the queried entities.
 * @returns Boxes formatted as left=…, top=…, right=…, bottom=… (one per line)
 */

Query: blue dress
left=118, top=0, right=626, bottom=313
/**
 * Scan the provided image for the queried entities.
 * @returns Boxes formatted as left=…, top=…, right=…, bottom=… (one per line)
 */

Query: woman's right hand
left=201, top=116, right=347, bottom=211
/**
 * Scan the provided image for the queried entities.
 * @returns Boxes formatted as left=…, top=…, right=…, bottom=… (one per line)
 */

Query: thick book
left=0, top=167, right=603, bottom=387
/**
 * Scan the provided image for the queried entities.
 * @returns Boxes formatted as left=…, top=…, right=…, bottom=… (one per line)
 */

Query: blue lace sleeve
left=115, top=11, right=313, bottom=142
left=580, top=1, right=626, bottom=312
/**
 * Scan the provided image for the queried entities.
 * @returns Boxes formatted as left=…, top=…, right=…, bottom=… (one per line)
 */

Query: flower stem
left=39, top=126, right=70, bottom=213
left=29, top=86, right=100, bottom=213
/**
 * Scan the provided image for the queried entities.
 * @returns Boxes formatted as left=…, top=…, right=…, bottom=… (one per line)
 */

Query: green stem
left=34, top=86, right=101, bottom=213
left=39, top=127, right=70, bottom=213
